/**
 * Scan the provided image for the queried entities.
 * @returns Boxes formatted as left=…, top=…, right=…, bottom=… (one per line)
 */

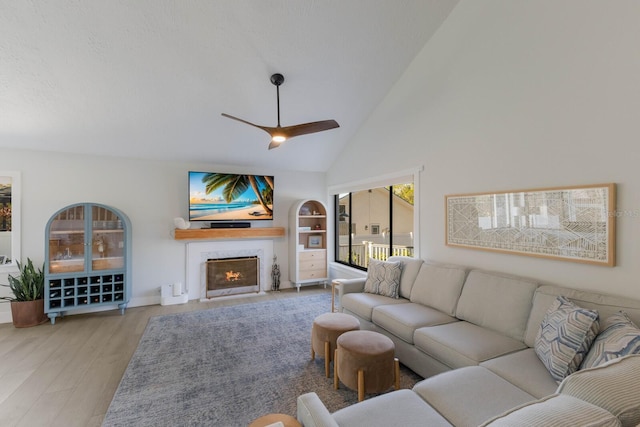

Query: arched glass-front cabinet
left=45, top=203, right=131, bottom=324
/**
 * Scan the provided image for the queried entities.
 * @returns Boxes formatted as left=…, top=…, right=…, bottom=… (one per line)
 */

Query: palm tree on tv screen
left=202, top=173, right=273, bottom=216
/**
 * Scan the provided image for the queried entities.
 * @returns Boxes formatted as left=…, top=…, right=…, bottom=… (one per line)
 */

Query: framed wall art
left=308, top=235, right=322, bottom=248
left=0, top=171, right=20, bottom=273
left=445, top=183, right=616, bottom=266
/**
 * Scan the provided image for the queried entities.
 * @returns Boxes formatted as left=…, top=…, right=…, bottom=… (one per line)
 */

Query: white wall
left=0, top=148, right=326, bottom=322
left=328, top=0, right=640, bottom=300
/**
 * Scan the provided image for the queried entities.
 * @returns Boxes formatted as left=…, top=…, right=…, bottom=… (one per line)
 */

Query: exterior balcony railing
left=337, top=242, right=414, bottom=268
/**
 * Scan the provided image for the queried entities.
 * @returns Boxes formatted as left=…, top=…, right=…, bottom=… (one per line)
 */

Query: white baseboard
left=0, top=284, right=309, bottom=324
left=0, top=296, right=162, bottom=325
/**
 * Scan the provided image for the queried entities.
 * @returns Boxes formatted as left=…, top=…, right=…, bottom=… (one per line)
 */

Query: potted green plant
left=0, top=258, right=48, bottom=327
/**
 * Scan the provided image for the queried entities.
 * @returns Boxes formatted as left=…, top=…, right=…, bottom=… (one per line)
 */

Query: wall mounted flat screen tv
left=189, top=171, right=274, bottom=222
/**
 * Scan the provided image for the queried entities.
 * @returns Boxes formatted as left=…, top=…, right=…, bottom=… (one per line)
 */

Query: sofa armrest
left=337, top=278, right=366, bottom=297
left=297, top=392, right=340, bottom=427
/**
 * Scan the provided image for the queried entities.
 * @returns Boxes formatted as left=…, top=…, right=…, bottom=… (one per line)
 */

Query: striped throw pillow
left=558, top=355, right=640, bottom=427
left=535, top=296, right=599, bottom=382
left=581, top=311, right=640, bottom=369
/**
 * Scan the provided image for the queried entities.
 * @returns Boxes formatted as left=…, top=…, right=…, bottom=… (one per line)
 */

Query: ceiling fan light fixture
left=271, top=135, right=286, bottom=143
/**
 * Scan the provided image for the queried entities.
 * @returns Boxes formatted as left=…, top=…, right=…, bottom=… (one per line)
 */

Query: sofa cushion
left=524, top=285, right=640, bottom=348
left=372, top=303, right=458, bottom=344
left=535, top=296, right=599, bottom=382
left=413, top=321, right=527, bottom=368
left=480, top=348, right=559, bottom=399
left=557, top=355, right=640, bottom=427
left=581, top=311, right=640, bottom=369
left=363, top=258, right=402, bottom=298
left=341, top=293, right=408, bottom=322
left=409, top=262, right=467, bottom=316
left=480, top=394, right=621, bottom=427
left=387, top=256, right=424, bottom=299
left=332, top=389, right=453, bottom=427
left=413, top=366, right=535, bottom=427
left=455, top=270, right=538, bottom=341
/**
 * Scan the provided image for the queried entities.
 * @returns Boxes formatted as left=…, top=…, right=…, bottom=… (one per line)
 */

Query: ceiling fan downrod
left=270, top=73, right=285, bottom=141
left=271, top=73, right=284, bottom=129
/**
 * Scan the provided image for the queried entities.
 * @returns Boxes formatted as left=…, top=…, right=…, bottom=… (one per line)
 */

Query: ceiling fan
left=222, top=73, right=339, bottom=150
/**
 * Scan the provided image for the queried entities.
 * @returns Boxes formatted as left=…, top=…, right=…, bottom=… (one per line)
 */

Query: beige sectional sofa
left=297, top=257, right=640, bottom=427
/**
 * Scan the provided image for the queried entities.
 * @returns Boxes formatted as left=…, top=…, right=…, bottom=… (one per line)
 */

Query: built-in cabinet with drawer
left=289, top=199, right=328, bottom=291
left=44, top=203, right=132, bottom=324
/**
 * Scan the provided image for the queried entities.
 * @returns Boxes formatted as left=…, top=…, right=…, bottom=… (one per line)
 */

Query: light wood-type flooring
left=0, top=286, right=328, bottom=427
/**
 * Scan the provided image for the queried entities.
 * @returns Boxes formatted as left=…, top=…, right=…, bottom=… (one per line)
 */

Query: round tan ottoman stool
left=311, top=312, right=360, bottom=377
left=334, top=330, right=400, bottom=402
left=249, top=413, right=301, bottom=427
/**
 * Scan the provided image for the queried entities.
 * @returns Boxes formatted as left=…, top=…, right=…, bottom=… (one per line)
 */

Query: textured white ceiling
left=0, top=0, right=459, bottom=172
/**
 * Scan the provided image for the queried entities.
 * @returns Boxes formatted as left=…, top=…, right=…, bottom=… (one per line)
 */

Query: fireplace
left=186, top=240, right=273, bottom=301
left=205, top=256, right=260, bottom=298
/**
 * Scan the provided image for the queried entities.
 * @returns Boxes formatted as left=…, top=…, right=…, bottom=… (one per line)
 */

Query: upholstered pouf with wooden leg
left=334, top=330, right=400, bottom=402
left=311, top=312, right=360, bottom=377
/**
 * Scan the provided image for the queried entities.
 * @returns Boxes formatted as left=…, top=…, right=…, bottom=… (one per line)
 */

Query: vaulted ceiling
left=0, top=1, right=459, bottom=172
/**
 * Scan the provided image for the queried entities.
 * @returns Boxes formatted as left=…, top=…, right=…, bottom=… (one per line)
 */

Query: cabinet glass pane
left=91, top=206, right=125, bottom=271
left=48, top=205, right=85, bottom=273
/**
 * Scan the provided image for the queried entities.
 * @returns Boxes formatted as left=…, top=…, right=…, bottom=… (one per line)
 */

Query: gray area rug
left=103, top=293, right=422, bottom=426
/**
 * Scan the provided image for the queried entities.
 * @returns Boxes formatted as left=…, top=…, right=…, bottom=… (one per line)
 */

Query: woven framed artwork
left=446, top=183, right=616, bottom=266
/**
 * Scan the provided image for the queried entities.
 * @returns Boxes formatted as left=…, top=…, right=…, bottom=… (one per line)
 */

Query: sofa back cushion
left=409, top=262, right=467, bottom=316
left=387, top=256, right=423, bottom=299
left=524, top=285, right=640, bottom=348
left=556, top=355, right=640, bottom=427
left=455, top=270, right=538, bottom=342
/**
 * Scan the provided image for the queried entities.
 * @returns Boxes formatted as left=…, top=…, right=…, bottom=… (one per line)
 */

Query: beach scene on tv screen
left=189, top=172, right=274, bottom=221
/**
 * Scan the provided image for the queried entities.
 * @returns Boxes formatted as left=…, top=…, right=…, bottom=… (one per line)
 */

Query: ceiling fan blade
left=267, top=120, right=339, bottom=150
left=268, top=140, right=282, bottom=150
left=279, top=120, right=340, bottom=139
left=223, top=113, right=283, bottom=148
left=221, top=113, right=274, bottom=135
